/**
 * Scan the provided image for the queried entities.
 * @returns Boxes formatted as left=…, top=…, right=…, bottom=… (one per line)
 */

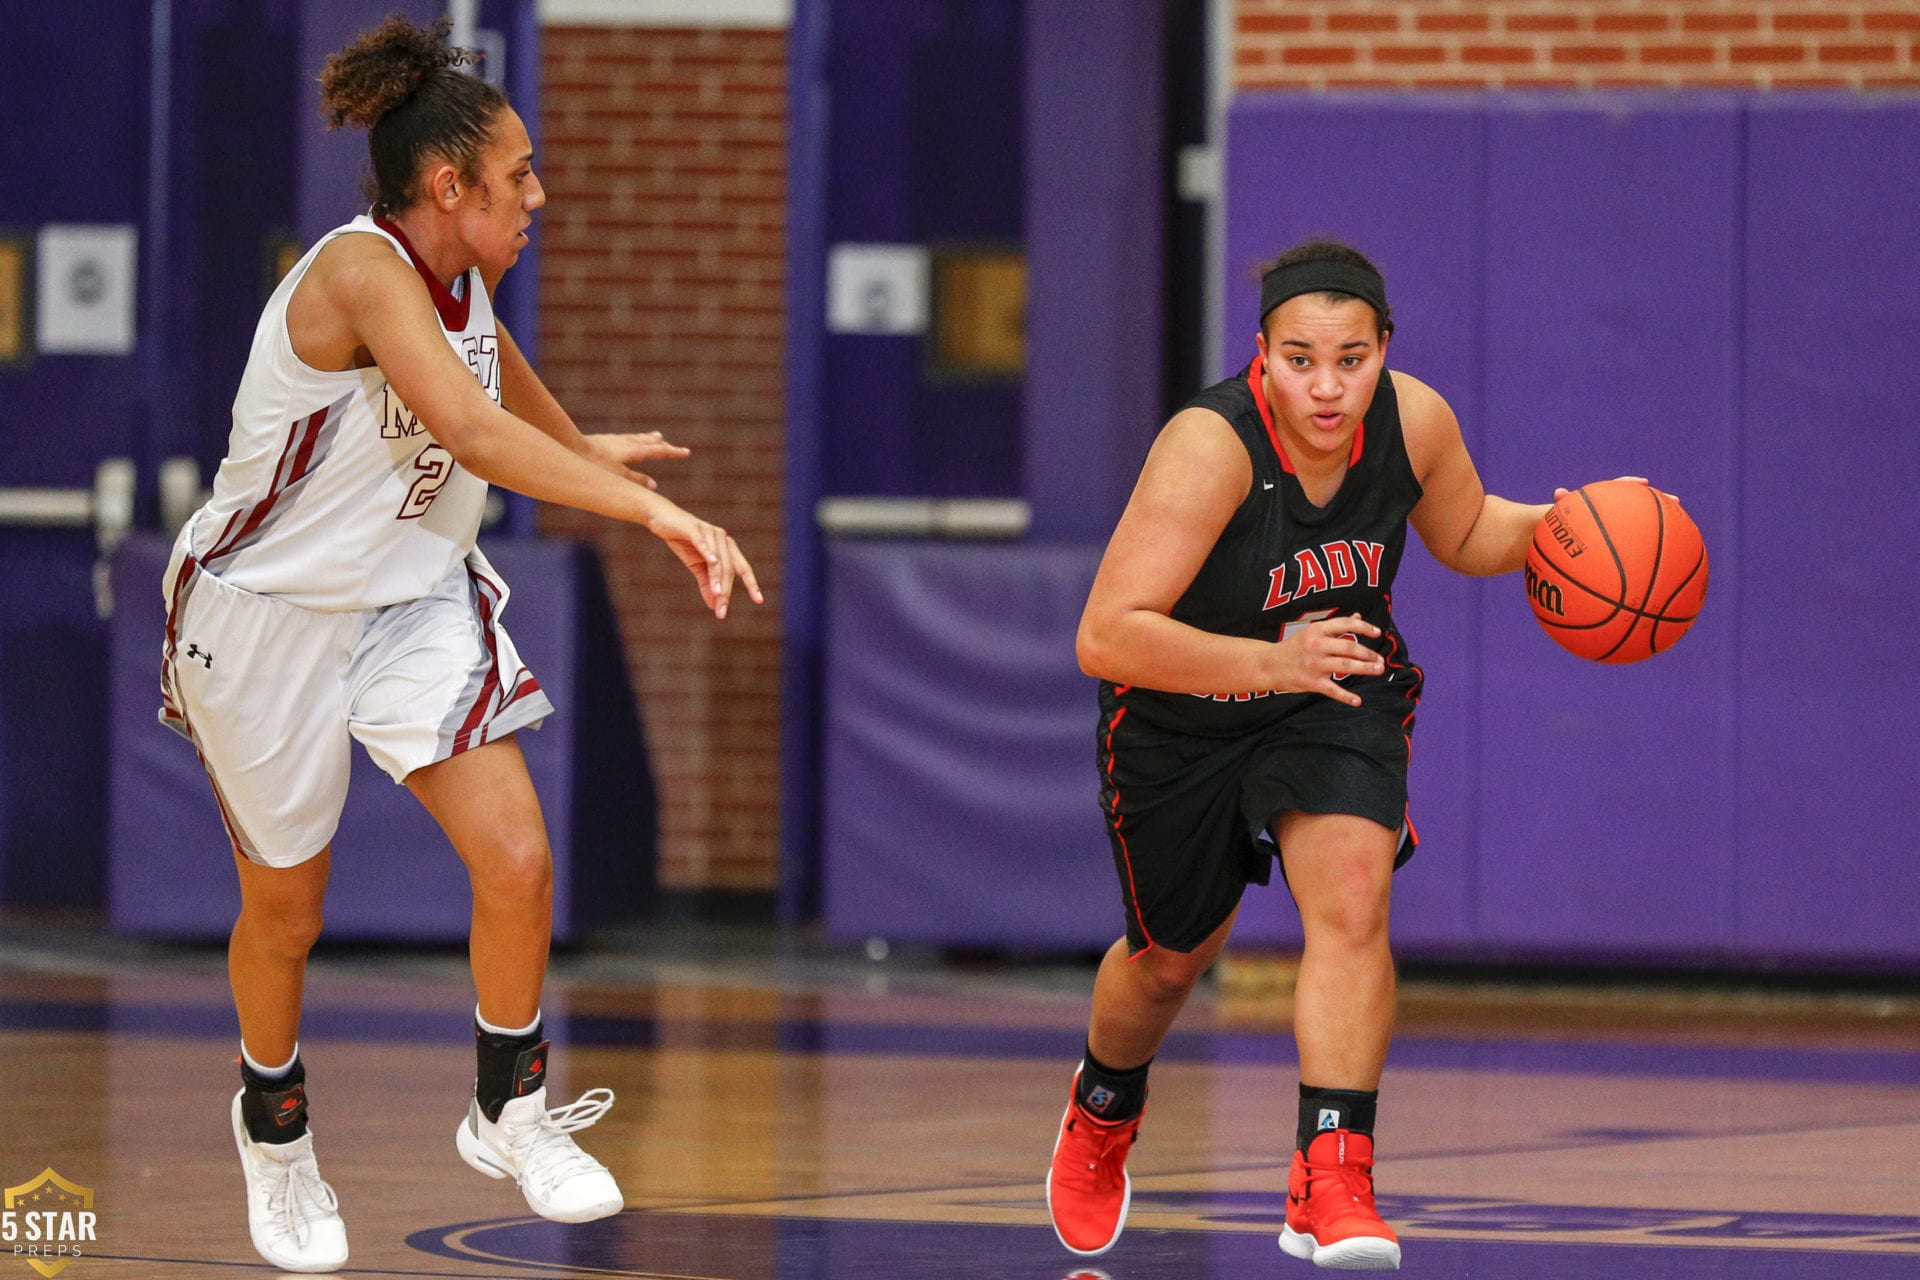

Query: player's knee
left=239, top=895, right=325, bottom=956
left=1136, top=948, right=1210, bottom=1001
left=468, top=830, right=553, bottom=903
left=1304, top=888, right=1389, bottom=949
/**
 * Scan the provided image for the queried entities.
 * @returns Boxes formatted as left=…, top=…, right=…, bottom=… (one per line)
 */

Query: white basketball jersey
left=185, top=214, right=497, bottom=610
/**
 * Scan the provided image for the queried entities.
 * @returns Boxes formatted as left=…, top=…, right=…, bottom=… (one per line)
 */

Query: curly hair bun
left=319, top=14, right=477, bottom=131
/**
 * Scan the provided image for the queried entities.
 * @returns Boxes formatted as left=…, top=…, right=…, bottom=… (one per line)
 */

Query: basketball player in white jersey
left=158, top=17, right=758, bottom=1272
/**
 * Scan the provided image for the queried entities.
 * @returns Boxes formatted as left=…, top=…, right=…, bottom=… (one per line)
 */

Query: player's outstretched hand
left=584, top=430, right=692, bottom=490
left=1267, top=612, right=1384, bottom=708
left=644, top=499, right=763, bottom=619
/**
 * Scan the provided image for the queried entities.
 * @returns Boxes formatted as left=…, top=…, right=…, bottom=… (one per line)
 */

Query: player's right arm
left=300, top=238, right=760, bottom=618
left=1076, top=408, right=1384, bottom=707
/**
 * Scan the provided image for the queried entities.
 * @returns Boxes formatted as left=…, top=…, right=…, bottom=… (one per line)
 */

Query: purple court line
left=409, top=1208, right=1920, bottom=1279
left=3, top=996, right=1918, bottom=1085
left=84, top=1258, right=545, bottom=1279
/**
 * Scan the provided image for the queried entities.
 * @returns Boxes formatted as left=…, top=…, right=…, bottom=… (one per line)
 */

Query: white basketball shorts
left=159, top=536, right=554, bottom=868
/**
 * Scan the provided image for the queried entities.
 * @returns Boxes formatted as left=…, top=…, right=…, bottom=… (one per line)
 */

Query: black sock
left=1076, top=1044, right=1150, bottom=1123
left=475, top=1019, right=548, bottom=1123
left=1297, top=1084, right=1378, bottom=1152
left=239, top=1055, right=309, bottom=1145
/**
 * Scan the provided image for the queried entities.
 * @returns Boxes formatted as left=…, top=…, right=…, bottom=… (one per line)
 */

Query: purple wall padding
left=296, top=0, right=441, bottom=247
left=1473, top=100, right=1744, bottom=958
left=1021, top=0, right=1164, bottom=540
left=1733, top=97, right=1920, bottom=963
left=108, top=536, right=588, bottom=941
left=822, top=541, right=1117, bottom=948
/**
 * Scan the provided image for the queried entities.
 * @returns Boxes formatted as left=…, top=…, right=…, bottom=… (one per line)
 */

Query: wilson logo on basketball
left=1541, top=509, right=1586, bottom=559
left=1524, top=565, right=1565, bottom=618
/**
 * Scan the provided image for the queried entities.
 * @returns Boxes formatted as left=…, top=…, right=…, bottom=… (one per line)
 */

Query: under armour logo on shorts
left=185, top=643, right=213, bottom=668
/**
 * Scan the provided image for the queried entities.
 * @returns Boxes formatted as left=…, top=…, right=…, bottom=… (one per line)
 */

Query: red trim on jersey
left=374, top=214, right=473, bottom=331
left=1102, top=701, right=1156, bottom=958
left=1247, top=353, right=1366, bottom=478
left=205, top=405, right=331, bottom=564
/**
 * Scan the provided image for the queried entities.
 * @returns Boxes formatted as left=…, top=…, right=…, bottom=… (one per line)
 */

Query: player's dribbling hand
left=644, top=500, right=764, bottom=619
left=1267, top=612, right=1384, bottom=707
left=583, top=430, right=692, bottom=490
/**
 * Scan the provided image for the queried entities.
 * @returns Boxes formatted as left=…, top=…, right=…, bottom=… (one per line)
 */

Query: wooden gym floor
left=2, top=915, right=1917, bottom=1279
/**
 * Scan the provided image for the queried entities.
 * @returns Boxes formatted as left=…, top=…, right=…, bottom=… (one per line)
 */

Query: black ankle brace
left=1077, top=1045, right=1151, bottom=1123
left=1297, top=1084, right=1378, bottom=1152
left=239, top=1055, right=310, bottom=1145
left=475, top=1021, right=547, bottom=1123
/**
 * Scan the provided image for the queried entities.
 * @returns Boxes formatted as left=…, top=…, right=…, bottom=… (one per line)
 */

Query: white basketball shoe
left=230, top=1089, right=349, bottom=1272
left=456, top=1085, right=624, bottom=1222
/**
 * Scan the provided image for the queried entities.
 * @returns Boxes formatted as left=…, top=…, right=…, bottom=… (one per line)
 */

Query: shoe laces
left=264, top=1148, right=338, bottom=1248
left=1058, top=1112, right=1135, bottom=1193
left=503, top=1088, right=615, bottom=1194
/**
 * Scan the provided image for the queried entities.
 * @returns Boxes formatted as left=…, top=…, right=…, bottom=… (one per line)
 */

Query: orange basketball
left=1524, top=480, right=1708, bottom=664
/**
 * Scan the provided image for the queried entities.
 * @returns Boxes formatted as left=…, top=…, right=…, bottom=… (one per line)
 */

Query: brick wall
left=538, top=24, right=785, bottom=893
left=1235, top=1, right=1920, bottom=89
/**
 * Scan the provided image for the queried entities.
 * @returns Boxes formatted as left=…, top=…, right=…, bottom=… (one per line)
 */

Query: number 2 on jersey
left=397, top=443, right=454, bottom=520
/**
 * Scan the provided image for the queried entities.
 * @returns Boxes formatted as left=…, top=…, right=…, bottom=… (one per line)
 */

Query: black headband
left=1259, top=259, right=1392, bottom=332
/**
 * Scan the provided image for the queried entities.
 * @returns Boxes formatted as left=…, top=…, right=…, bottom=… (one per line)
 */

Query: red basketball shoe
left=1280, top=1129, right=1401, bottom=1270
left=1045, top=1073, right=1141, bottom=1256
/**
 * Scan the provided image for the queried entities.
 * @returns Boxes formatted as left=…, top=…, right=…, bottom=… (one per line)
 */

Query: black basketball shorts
left=1094, top=684, right=1419, bottom=956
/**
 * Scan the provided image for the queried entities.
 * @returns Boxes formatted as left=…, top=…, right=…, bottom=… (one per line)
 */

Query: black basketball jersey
left=1106, top=354, right=1426, bottom=735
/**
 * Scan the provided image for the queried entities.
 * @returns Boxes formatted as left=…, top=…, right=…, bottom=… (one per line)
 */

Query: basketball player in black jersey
left=1045, top=240, right=1594, bottom=1271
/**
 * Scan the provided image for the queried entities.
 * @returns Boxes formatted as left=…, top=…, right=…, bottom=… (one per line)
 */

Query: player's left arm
left=1400, top=372, right=1550, bottom=577
left=495, top=320, right=690, bottom=490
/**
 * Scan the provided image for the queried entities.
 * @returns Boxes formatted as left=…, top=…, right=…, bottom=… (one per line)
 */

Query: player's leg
left=1088, top=904, right=1240, bottom=1072
left=1275, top=810, right=1402, bottom=1270
left=1052, top=692, right=1260, bottom=1256
left=406, top=736, right=621, bottom=1224
left=225, top=842, right=350, bottom=1271
left=405, top=737, right=551, bottom=1027
left=1050, top=911, right=1242, bottom=1258
left=1279, top=811, right=1397, bottom=1089
left=165, top=557, right=355, bottom=1272
left=229, top=844, right=331, bottom=1068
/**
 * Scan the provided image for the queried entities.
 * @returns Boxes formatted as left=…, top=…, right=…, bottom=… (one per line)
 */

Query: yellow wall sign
left=0, top=238, right=24, bottom=365
left=2, top=1170, right=96, bottom=1279
left=930, top=247, right=1026, bottom=380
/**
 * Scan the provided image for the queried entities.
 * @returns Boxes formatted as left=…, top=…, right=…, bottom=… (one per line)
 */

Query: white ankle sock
left=475, top=1005, right=541, bottom=1038
left=241, top=1042, right=298, bottom=1078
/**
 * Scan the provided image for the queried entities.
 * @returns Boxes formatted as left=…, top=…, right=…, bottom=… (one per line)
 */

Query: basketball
left=1524, top=480, right=1708, bottom=664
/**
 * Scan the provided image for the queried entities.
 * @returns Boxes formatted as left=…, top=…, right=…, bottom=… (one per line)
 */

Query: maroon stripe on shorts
left=451, top=566, right=506, bottom=756
left=159, top=552, right=202, bottom=722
